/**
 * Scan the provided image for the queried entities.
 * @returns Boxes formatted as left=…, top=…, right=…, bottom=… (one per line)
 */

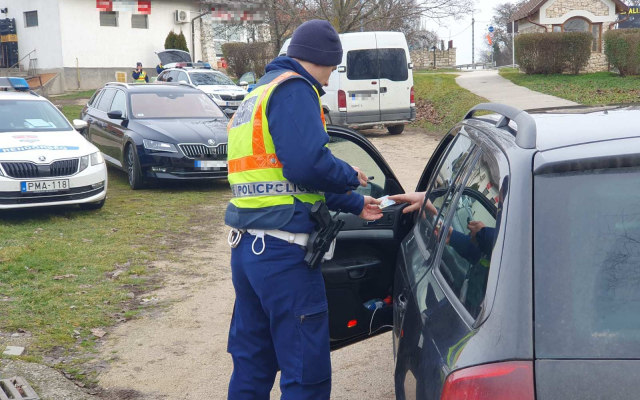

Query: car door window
left=157, top=72, right=166, bottom=82
left=96, top=89, right=116, bottom=112
left=177, top=71, right=189, bottom=83
left=327, top=136, right=387, bottom=198
left=347, top=49, right=379, bottom=80
left=166, top=71, right=179, bottom=82
left=88, top=90, right=102, bottom=108
left=110, top=90, right=127, bottom=116
left=378, top=48, right=408, bottom=82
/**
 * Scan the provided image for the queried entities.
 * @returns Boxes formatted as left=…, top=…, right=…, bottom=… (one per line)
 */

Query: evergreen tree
left=164, top=31, right=177, bottom=49
left=175, top=30, right=190, bottom=52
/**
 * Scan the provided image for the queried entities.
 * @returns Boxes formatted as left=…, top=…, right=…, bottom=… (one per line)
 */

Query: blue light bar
left=0, top=77, right=30, bottom=91
left=203, top=62, right=212, bottom=69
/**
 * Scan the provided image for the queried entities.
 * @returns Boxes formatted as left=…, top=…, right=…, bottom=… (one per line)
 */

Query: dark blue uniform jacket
left=225, top=57, right=364, bottom=233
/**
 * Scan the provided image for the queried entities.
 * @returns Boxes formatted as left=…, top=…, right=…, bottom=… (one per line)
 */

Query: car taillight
left=440, top=361, right=535, bottom=400
left=410, top=86, right=415, bottom=106
left=338, top=90, right=347, bottom=111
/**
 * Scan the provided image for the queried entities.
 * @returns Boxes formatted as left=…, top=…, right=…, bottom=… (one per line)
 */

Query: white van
left=279, top=32, right=415, bottom=134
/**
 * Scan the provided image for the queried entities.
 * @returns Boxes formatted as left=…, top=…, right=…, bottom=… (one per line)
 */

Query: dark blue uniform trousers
left=228, top=234, right=332, bottom=399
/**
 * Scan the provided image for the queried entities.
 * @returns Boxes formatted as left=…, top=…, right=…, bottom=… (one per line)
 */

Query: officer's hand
left=468, top=221, right=486, bottom=238
left=359, top=196, right=382, bottom=221
left=352, top=166, right=368, bottom=187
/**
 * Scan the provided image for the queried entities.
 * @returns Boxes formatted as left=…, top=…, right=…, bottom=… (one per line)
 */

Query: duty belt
left=231, top=180, right=322, bottom=198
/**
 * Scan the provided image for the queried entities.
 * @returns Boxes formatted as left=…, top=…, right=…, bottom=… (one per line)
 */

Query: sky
left=423, top=0, right=518, bottom=65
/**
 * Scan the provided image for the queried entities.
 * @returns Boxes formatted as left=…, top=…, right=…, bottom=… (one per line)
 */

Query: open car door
left=325, top=126, right=411, bottom=349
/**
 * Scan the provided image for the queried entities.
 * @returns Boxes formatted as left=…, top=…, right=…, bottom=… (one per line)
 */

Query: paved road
left=456, top=69, right=579, bottom=110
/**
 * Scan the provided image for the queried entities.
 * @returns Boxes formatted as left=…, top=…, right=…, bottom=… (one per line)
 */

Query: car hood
left=134, top=118, right=228, bottom=144
left=197, top=85, right=247, bottom=94
left=0, top=131, right=97, bottom=162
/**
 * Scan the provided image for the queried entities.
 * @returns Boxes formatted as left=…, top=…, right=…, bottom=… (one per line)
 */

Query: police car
left=156, top=63, right=248, bottom=110
left=0, top=77, right=107, bottom=210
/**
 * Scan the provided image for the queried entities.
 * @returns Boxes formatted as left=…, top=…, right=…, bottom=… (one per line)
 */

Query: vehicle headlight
left=208, top=93, right=222, bottom=100
left=143, top=139, right=178, bottom=153
left=90, top=152, right=104, bottom=166
left=79, top=155, right=90, bottom=172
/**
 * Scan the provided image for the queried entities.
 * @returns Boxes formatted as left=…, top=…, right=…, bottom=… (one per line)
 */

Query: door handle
left=397, top=293, right=408, bottom=313
left=380, top=87, right=388, bottom=93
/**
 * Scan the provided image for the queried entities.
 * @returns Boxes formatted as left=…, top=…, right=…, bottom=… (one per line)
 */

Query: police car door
left=325, top=126, right=409, bottom=350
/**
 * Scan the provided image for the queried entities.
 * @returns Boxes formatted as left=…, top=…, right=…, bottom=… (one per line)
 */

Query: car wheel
left=125, top=144, right=145, bottom=190
left=387, top=125, right=405, bottom=135
left=79, top=198, right=105, bottom=210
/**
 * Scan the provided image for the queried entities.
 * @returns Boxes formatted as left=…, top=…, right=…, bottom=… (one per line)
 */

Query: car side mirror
left=408, top=62, right=414, bottom=69
left=56, top=104, right=64, bottom=111
left=107, top=110, right=124, bottom=120
left=239, top=81, right=248, bottom=86
left=224, top=108, right=236, bottom=118
left=72, top=119, right=88, bottom=131
left=337, top=66, right=346, bottom=73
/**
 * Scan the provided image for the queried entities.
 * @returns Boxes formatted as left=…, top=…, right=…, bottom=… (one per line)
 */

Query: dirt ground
left=90, top=127, right=441, bottom=399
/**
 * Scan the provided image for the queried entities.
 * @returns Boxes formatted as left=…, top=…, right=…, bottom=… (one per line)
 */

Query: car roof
left=101, top=82, right=201, bottom=93
left=478, top=105, right=640, bottom=152
left=0, top=91, right=48, bottom=101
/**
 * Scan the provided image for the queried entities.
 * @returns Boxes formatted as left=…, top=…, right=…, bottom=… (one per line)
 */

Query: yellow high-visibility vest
left=227, top=71, right=326, bottom=209
left=134, top=70, right=147, bottom=83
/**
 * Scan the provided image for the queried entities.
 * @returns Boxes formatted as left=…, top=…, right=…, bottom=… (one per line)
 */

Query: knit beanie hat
left=286, top=20, right=343, bottom=66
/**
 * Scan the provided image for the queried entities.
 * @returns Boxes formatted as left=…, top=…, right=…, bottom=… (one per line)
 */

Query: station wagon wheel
left=126, top=144, right=145, bottom=190
left=387, top=125, right=405, bottom=135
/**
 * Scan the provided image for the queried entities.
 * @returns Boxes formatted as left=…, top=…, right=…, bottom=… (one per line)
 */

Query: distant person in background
left=132, top=62, right=148, bottom=83
left=156, top=63, right=165, bottom=74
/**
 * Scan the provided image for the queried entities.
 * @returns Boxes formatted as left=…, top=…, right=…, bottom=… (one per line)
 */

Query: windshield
left=189, top=72, right=235, bottom=86
left=535, top=167, right=640, bottom=359
left=130, top=92, right=225, bottom=119
left=0, top=100, right=72, bottom=132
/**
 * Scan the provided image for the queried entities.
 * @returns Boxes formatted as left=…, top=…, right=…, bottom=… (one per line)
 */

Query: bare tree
left=485, top=0, right=525, bottom=66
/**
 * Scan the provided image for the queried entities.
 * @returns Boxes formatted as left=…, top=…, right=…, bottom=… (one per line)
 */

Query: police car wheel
left=387, top=125, right=404, bottom=135
left=79, top=198, right=105, bottom=210
left=126, top=144, right=145, bottom=190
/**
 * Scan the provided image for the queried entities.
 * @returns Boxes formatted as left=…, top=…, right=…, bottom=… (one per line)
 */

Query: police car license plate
left=21, top=179, right=69, bottom=193
left=195, top=160, right=227, bottom=170
left=226, top=101, right=240, bottom=107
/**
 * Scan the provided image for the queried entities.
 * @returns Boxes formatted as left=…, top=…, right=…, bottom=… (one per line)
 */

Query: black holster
left=304, top=201, right=344, bottom=269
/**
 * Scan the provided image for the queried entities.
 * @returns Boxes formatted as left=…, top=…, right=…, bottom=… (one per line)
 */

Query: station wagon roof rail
left=465, top=103, right=537, bottom=149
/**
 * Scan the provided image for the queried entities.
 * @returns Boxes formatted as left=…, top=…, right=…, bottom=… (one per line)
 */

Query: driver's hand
left=352, top=166, right=368, bottom=187
left=359, top=196, right=382, bottom=221
left=389, top=192, right=437, bottom=216
left=468, top=221, right=486, bottom=238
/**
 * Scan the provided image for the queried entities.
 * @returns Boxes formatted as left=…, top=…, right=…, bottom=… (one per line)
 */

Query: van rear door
left=342, top=33, right=381, bottom=125
left=375, top=33, right=412, bottom=123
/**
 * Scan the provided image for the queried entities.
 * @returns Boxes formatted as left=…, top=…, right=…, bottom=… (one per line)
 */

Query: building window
left=24, top=11, right=38, bottom=27
left=131, top=14, right=148, bottom=29
left=100, top=11, right=118, bottom=27
left=556, top=17, right=602, bottom=52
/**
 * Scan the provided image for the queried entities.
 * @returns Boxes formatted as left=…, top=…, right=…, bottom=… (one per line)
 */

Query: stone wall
left=411, top=48, right=457, bottom=69
left=545, top=0, right=609, bottom=18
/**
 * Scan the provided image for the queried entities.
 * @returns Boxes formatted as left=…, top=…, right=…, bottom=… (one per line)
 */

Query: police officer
left=225, top=20, right=382, bottom=399
left=132, top=62, right=148, bottom=83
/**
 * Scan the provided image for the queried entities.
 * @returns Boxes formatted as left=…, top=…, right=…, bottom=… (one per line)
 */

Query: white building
left=0, top=0, right=213, bottom=94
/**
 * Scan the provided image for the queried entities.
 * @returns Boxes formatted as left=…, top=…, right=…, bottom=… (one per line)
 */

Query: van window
left=378, top=48, right=408, bottom=81
left=347, top=49, right=379, bottom=80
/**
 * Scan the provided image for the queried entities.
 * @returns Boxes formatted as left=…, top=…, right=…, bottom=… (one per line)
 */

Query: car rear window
left=0, top=100, right=72, bottom=132
left=534, top=167, right=640, bottom=359
left=130, top=92, right=224, bottom=119
left=346, top=48, right=408, bottom=81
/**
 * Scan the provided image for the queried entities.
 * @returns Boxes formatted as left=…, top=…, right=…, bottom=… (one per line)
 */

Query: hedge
left=515, top=32, right=592, bottom=75
left=222, top=42, right=271, bottom=78
left=604, top=28, right=640, bottom=76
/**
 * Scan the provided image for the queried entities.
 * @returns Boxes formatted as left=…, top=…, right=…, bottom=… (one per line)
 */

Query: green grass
left=0, top=170, right=230, bottom=357
left=499, top=68, right=640, bottom=105
left=51, top=90, right=97, bottom=101
left=61, top=105, right=84, bottom=123
left=412, top=73, right=488, bottom=133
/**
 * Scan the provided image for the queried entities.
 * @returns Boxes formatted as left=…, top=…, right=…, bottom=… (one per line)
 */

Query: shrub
left=604, top=28, right=640, bottom=76
left=175, top=30, right=190, bottom=52
left=164, top=30, right=189, bottom=52
left=222, top=42, right=272, bottom=78
left=515, top=32, right=592, bottom=75
left=164, top=31, right=177, bottom=49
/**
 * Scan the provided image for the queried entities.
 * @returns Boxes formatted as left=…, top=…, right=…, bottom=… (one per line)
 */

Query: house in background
left=510, top=0, right=628, bottom=72
left=0, top=0, right=210, bottom=94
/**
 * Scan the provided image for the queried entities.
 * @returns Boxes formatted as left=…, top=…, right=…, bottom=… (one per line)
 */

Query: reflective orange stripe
left=228, top=153, right=283, bottom=174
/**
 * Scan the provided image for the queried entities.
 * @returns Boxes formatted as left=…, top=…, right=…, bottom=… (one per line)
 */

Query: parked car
left=0, top=77, right=107, bottom=210
left=279, top=31, right=415, bottom=134
left=80, top=82, right=229, bottom=190
left=321, top=103, right=640, bottom=399
left=238, top=71, right=257, bottom=93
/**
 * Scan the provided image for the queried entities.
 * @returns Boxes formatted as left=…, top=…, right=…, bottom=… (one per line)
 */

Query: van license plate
left=21, top=179, right=70, bottom=193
